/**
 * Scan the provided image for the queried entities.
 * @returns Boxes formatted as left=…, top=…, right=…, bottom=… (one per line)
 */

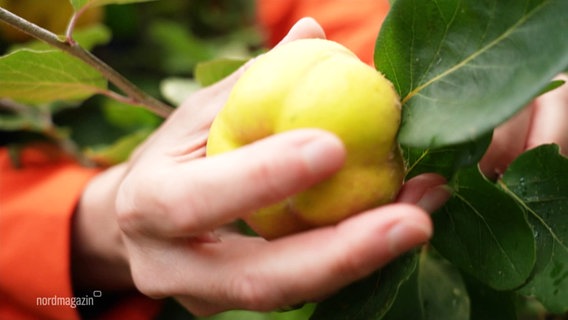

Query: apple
left=207, top=38, right=404, bottom=239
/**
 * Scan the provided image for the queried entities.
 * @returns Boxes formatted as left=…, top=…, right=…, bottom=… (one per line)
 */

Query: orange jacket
left=0, top=1, right=389, bottom=318
left=256, top=0, right=390, bottom=65
left=0, top=146, right=162, bottom=319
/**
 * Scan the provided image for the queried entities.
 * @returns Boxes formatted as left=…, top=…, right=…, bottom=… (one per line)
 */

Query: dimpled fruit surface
left=207, top=38, right=404, bottom=239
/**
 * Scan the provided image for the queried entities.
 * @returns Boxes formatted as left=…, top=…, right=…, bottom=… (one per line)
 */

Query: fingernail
left=300, top=135, right=345, bottom=176
left=387, top=222, right=432, bottom=255
left=416, top=185, right=452, bottom=213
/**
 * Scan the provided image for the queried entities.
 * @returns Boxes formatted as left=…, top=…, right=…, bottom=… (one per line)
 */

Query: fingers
left=276, top=17, right=326, bottom=45
left=170, top=204, right=431, bottom=316
left=526, top=74, right=568, bottom=154
left=397, top=173, right=450, bottom=213
left=478, top=104, right=532, bottom=179
left=117, top=129, right=346, bottom=237
left=479, top=74, right=568, bottom=179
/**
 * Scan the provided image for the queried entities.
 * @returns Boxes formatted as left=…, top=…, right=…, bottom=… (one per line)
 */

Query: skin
left=71, top=18, right=568, bottom=316
left=479, top=73, right=568, bottom=179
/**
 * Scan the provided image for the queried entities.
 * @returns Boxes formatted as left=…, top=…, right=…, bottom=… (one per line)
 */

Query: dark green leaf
left=311, top=251, right=418, bottom=320
left=195, top=58, right=247, bottom=87
left=0, top=49, right=106, bottom=104
left=431, top=166, right=535, bottom=290
left=501, top=145, right=568, bottom=314
left=382, top=250, right=470, bottom=320
left=464, top=276, right=517, bottom=320
left=536, top=80, right=565, bottom=97
left=376, top=0, right=568, bottom=148
left=403, top=131, right=492, bottom=180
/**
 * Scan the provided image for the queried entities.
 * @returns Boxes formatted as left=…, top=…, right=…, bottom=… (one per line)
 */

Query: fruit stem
left=0, top=7, right=174, bottom=118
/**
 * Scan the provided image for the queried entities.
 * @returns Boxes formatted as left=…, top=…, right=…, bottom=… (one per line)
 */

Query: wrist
left=72, top=164, right=133, bottom=291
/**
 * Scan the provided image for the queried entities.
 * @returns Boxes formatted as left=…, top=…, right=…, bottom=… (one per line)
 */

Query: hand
left=480, top=74, right=568, bottom=179
left=74, top=18, right=449, bottom=316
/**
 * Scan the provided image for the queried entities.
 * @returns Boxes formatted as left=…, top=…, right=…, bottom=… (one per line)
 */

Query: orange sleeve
left=0, top=147, right=161, bottom=319
left=0, top=147, right=99, bottom=319
left=256, top=0, right=390, bottom=65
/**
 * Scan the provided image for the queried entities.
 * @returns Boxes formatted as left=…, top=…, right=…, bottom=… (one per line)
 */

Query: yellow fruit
left=0, top=0, right=103, bottom=42
left=207, top=38, right=404, bottom=239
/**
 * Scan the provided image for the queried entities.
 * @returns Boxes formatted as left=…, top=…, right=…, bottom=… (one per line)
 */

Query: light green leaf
left=431, top=166, right=536, bottom=291
left=195, top=58, right=247, bottom=87
left=85, top=128, right=151, bottom=165
left=376, top=0, right=568, bottom=148
left=501, top=145, right=568, bottom=313
left=102, top=99, right=161, bottom=130
left=0, top=49, right=106, bottom=104
left=70, top=0, right=154, bottom=11
left=198, top=304, right=315, bottom=320
left=160, top=78, right=201, bottom=106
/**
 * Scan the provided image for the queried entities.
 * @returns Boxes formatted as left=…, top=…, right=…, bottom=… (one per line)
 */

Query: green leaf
left=149, top=20, right=215, bottom=74
left=381, top=251, right=470, bottom=320
left=198, top=304, right=315, bottom=320
left=464, top=276, right=517, bottom=320
left=0, top=115, right=43, bottom=132
left=160, top=77, right=201, bottom=106
left=70, top=0, right=154, bottom=11
left=536, top=80, right=565, bottom=97
left=375, top=0, right=568, bottom=148
left=501, top=145, right=568, bottom=313
left=102, top=99, right=161, bottom=131
left=0, top=49, right=106, bottom=104
left=194, top=58, right=247, bottom=87
left=431, top=166, right=536, bottom=290
left=84, top=128, right=151, bottom=165
left=403, top=131, right=492, bottom=180
left=311, top=251, right=418, bottom=320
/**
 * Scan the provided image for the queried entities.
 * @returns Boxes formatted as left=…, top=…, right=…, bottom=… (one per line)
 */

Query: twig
left=0, top=7, right=174, bottom=118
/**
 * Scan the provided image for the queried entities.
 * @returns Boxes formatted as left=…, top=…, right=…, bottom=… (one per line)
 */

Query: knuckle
left=229, top=271, right=278, bottom=311
left=330, top=249, right=367, bottom=282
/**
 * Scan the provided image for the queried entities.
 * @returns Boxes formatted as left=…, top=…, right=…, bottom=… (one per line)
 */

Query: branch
left=0, top=7, right=174, bottom=118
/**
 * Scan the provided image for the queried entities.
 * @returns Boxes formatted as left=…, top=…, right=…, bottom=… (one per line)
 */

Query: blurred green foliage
left=0, top=0, right=261, bottom=166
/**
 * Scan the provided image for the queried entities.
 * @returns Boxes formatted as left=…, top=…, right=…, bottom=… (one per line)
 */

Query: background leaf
left=84, top=128, right=151, bottom=166
left=159, top=77, right=200, bottom=106
left=464, top=276, right=517, bottom=320
left=381, top=250, right=470, bottom=320
left=0, top=49, right=106, bottom=103
left=501, top=145, right=568, bottom=314
left=311, top=252, right=418, bottom=320
left=70, top=0, right=154, bottom=11
left=431, top=166, right=536, bottom=291
left=194, top=58, right=247, bottom=87
left=376, top=0, right=568, bottom=148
